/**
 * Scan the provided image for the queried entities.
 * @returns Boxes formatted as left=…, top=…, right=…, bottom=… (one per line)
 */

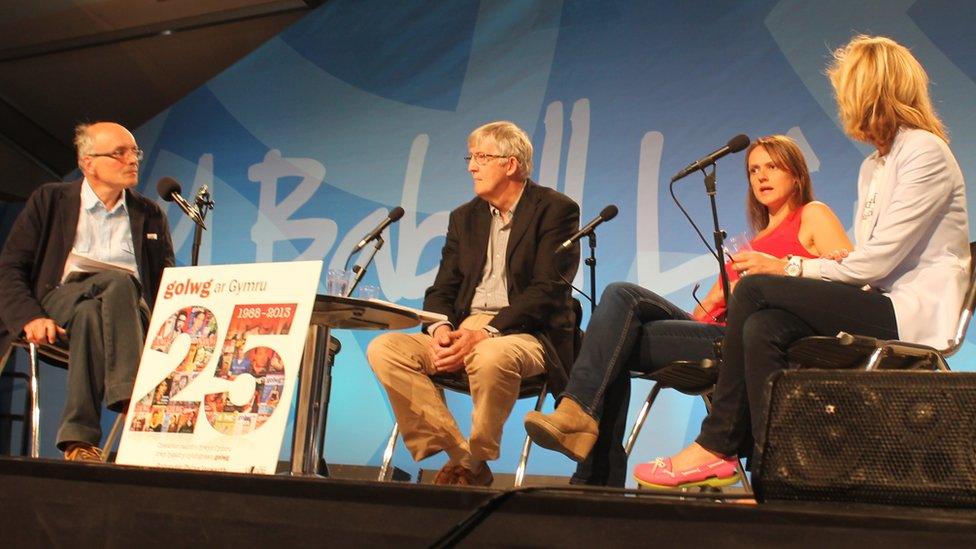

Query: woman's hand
left=730, top=250, right=787, bottom=276
left=822, top=248, right=850, bottom=262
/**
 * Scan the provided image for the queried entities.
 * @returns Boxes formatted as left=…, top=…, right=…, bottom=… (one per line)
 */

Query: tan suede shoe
left=524, top=398, right=598, bottom=462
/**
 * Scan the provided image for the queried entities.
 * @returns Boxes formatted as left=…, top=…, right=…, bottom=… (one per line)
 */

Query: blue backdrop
left=5, top=0, right=976, bottom=484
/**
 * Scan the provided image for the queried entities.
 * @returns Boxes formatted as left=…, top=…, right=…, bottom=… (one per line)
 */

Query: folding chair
left=377, top=373, right=548, bottom=486
left=788, top=241, right=976, bottom=372
left=0, top=339, right=124, bottom=460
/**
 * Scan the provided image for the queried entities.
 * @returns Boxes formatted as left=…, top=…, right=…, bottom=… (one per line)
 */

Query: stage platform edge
left=1, top=457, right=974, bottom=548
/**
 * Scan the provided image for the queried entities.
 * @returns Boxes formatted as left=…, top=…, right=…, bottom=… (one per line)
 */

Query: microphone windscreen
left=727, top=134, right=751, bottom=153
left=156, top=177, right=182, bottom=201
left=388, top=206, right=405, bottom=221
left=600, top=204, right=619, bottom=221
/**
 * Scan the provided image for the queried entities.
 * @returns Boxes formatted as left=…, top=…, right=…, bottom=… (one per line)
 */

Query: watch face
left=785, top=258, right=801, bottom=277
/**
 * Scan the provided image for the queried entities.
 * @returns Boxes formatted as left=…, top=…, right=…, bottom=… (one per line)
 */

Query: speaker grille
left=757, top=370, right=976, bottom=508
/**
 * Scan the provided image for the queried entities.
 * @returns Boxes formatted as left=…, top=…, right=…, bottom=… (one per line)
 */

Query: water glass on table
left=358, top=284, right=380, bottom=300
left=327, top=269, right=352, bottom=296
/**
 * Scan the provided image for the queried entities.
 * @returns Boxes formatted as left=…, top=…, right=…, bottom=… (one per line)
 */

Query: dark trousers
left=696, top=275, right=898, bottom=457
left=41, top=271, right=149, bottom=449
left=561, top=282, right=724, bottom=486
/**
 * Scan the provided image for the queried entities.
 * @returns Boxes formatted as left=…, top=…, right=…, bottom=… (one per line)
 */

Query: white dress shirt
left=63, top=179, right=139, bottom=281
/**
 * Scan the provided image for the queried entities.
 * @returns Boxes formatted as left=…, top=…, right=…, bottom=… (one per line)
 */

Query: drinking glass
left=359, top=284, right=380, bottom=300
left=725, top=232, right=753, bottom=261
left=327, top=269, right=352, bottom=296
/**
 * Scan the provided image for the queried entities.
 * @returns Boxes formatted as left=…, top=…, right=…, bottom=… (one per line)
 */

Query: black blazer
left=0, top=179, right=175, bottom=352
left=423, top=180, right=580, bottom=393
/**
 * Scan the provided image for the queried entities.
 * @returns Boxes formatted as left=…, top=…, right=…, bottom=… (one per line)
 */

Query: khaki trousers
left=366, top=314, right=545, bottom=462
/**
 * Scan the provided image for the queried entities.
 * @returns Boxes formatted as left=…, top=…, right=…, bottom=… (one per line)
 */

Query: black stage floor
left=1, top=457, right=974, bottom=548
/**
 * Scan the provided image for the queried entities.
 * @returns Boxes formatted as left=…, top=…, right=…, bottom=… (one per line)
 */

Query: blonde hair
left=468, top=121, right=533, bottom=180
left=744, top=135, right=815, bottom=234
left=828, top=35, right=947, bottom=150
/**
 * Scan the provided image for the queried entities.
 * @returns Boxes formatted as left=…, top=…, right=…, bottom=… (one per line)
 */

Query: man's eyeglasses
left=464, top=152, right=510, bottom=166
left=88, top=147, right=145, bottom=162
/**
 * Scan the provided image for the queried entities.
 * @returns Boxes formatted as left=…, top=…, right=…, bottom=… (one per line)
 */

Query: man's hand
left=427, top=324, right=455, bottom=371
left=429, top=324, right=453, bottom=349
left=23, top=317, right=66, bottom=345
left=432, top=328, right=488, bottom=373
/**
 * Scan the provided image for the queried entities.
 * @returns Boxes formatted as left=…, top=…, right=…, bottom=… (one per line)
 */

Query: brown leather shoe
left=524, top=397, right=598, bottom=462
left=453, top=463, right=493, bottom=487
left=433, top=463, right=460, bottom=485
left=63, top=442, right=103, bottom=462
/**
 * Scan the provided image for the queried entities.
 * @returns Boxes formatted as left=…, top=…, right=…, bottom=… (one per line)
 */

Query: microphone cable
left=557, top=267, right=591, bottom=307
left=668, top=165, right=721, bottom=264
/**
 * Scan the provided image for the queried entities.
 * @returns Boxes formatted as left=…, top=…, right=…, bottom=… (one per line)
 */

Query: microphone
left=559, top=205, right=618, bottom=250
left=353, top=206, right=405, bottom=252
left=195, top=184, right=210, bottom=206
left=670, top=134, right=751, bottom=182
left=157, top=177, right=206, bottom=229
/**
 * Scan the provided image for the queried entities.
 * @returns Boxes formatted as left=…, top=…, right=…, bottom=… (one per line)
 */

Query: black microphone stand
left=190, top=186, right=215, bottom=267
left=302, top=233, right=383, bottom=475
left=585, top=232, right=597, bottom=314
left=703, top=165, right=732, bottom=305
left=344, top=236, right=384, bottom=298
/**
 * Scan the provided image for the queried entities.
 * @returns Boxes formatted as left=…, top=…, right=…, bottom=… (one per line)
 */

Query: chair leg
left=377, top=422, right=399, bottom=481
left=0, top=345, right=27, bottom=456
left=737, top=459, right=752, bottom=494
left=624, top=382, right=663, bottom=457
left=863, top=347, right=885, bottom=371
left=27, top=343, right=40, bottom=459
left=514, top=381, right=548, bottom=487
left=101, top=412, right=126, bottom=463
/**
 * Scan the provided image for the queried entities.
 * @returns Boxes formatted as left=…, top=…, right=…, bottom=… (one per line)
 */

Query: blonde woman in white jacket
left=634, top=35, right=970, bottom=489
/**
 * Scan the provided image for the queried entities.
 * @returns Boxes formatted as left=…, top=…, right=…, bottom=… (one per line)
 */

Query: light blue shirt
left=66, top=179, right=139, bottom=279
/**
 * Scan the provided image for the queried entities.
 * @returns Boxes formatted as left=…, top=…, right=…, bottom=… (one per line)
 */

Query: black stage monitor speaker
left=755, top=370, right=976, bottom=508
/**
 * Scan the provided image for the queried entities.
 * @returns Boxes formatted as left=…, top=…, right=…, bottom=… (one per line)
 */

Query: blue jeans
left=561, top=282, right=725, bottom=485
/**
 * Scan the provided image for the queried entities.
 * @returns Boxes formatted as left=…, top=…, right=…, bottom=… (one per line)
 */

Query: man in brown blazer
left=0, top=122, right=175, bottom=460
left=367, top=121, right=580, bottom=486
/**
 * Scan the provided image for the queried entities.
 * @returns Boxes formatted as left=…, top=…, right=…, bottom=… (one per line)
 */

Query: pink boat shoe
left=633, top=456, right=740, bottom=489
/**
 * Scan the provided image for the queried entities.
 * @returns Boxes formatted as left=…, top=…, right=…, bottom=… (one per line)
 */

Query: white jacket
left=803, top=128, right=970, bottom=348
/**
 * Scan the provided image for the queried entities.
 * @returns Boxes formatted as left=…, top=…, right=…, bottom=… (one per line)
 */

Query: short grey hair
left=74, top=123, right=95, bottom=161
left=468, top=121, right=533, bottom=180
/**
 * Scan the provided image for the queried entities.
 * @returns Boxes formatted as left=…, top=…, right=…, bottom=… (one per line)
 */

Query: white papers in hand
left=62, top=251, right=136, bottom=283
left=367, top=298, right=448, bottom=323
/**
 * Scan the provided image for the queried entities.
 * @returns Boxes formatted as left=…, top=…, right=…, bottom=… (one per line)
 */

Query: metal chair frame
left=787, top=241, right=976, bottom=373
left=377, top=374, right=548, bottom=487
left=0, top=368, right=31, bottom=455
left=0, top=339, right=123, bottom=461
left=378, top=299, right=581, bottom=486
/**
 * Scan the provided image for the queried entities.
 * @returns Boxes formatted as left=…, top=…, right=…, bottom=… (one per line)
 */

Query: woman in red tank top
left=693, top=136, right=850, bottom=324
left=524, top=135, right=852, bottom=486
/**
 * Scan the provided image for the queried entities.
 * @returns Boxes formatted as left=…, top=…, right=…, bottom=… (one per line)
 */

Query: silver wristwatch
left=785, top=255, right=803, bottom=277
